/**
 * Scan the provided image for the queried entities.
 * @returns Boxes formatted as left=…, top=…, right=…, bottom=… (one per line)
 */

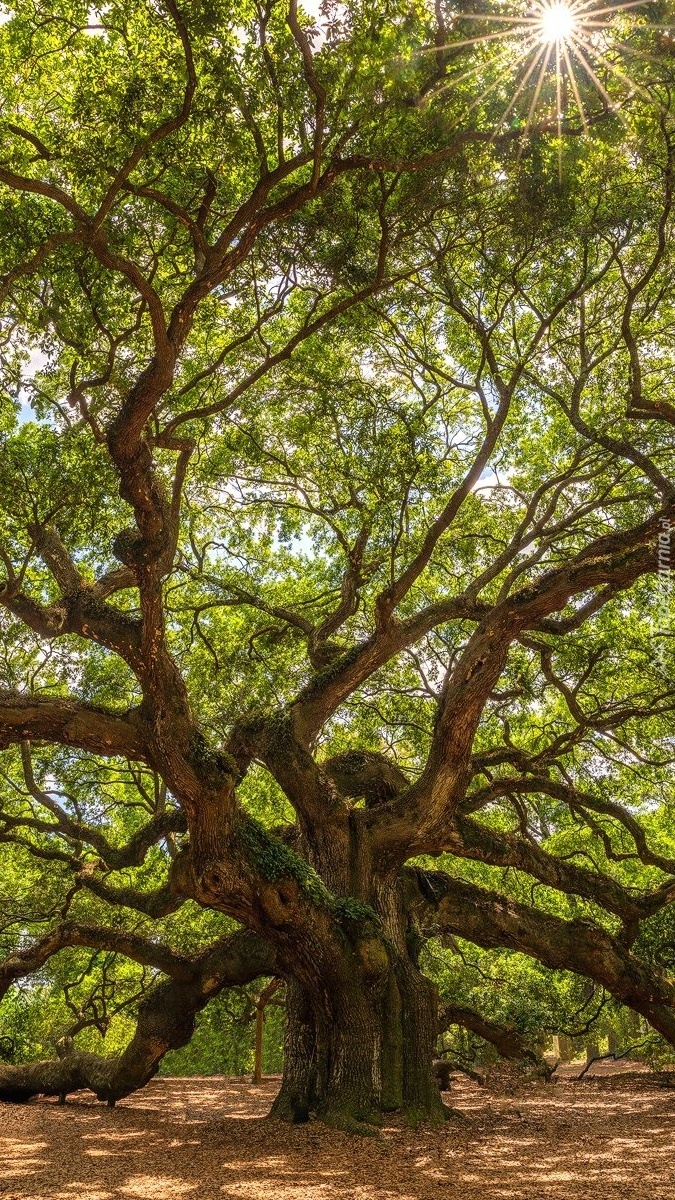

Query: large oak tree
left=1, top=0, right=675, bottom=1132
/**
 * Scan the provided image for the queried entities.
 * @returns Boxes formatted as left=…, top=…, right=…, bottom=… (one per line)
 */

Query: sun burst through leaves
left=428, top=0, right=670, bottom=175
left=539, top=3, right=578, bottom=41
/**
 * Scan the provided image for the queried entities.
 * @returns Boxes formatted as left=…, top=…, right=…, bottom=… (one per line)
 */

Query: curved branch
left=0, top=930, right=276, bottom=1103
left=373, top=501, right=675, bottom=861
left=438, top=1002, right=545, bottom=1069
left=0, top=922, right=196, bottom=999
left=464, top=773, right=675, bottom=879
left=404, top=867, right=675, bottom=1045
left=446, top=813, right=663, bottom=925
left=17, top=740, right=186, bottom=869
left=0, top=692, right=148, bottom=761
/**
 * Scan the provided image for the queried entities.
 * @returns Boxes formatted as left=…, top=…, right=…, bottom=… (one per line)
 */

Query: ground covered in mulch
left=1, top=1061, right=674, bottom=1199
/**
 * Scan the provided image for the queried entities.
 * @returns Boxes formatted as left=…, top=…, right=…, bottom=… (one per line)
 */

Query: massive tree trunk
left=269, top=965, right=386, bottom=1133
left=267, top=959, right=387, bottom=1132
left=269, top=952, right=444, bottom=1132
left=264, top=818, right=445, bottom=1131
left=269, top=979, right=318, bottom=1122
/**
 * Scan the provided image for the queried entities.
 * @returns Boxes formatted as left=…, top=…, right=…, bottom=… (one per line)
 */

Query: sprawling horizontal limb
left=404, top=867, right=675, bottom=1044
left=438, top=1001, right=544, bottom=1067
left=461, top=773, right=675, bottom=883
left=0, top=929, right=276, bottom=1103
left=0, top=692, right=148, bottom=761
left=446, top=813, right=671, bottom=926
left=0, top=922, right=196, bottom=999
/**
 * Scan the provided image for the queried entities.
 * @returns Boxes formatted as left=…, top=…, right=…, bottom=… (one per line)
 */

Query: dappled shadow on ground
left=0, top=1066, right=674, bottom=1199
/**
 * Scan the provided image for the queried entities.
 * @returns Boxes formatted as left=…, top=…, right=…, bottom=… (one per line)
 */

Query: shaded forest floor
left=1, top=1062, right=674, bottom=1199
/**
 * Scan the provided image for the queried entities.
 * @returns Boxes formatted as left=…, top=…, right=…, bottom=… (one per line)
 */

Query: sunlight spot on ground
left=58, top=1190, right=113, bottom=1200
left=0, top=1138, right=48, bottom=1151
left=119, top=1177, right=195, bottom=1198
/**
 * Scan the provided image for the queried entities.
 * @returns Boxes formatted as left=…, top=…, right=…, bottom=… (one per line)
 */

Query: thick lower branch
left=404, top=867, right=675, bottom=1045
left=438, top=1002, right=543, bottom=1067
left=0, top=929, right=276, bottom=1103
left=0, top=692, right=148, bottom=761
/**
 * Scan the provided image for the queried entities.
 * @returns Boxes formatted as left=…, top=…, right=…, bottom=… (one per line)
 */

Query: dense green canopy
left=0, top=0, right=675, bottom=1125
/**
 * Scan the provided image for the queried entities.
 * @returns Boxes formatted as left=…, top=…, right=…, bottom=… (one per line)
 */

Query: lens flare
left=416, top=1, right=666, bottom=176
left=539, top=2, right=577, bottom=42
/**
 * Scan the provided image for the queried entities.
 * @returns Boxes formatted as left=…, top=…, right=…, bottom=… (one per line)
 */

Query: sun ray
left=580, top=0, right=659, bottom=16
left=572, top=28, right=666, bottom=107
left=463, top=39, right=545, bottom=118
left=520, top=40, right=554, bottom=146
left=413, top=28, right=537, bottom=57
left=582, top=19, right=670, bottom=33
left=438, top=30, right=532, bottom=51
left=556, top=37, right=563, bottom=179
left=562, top=40, right=589, bottom=129
left=423, top=34, right=542, bottom=103
left=497, top=42, right=550, bottom=125
left=570, top=0, right=608, bottom=12
left=567, top=31, right=623, bottom=109
left=451, top=13, right=540, bottom=23
left=606, top=37, right=670, bottom=67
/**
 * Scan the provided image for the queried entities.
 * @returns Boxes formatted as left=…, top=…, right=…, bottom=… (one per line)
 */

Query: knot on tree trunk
left=260, top=880, right=303, bottom=927
left=324, top=750, right=408, bottom=806
left=356, top=935, right=390, bottom=986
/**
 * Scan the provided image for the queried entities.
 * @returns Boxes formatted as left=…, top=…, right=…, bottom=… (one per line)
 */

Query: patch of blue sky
left=15, top=347, right=49, bottom=426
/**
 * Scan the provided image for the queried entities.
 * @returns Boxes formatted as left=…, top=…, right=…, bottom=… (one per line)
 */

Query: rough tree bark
left=259, top=755, right=448, bottom=1131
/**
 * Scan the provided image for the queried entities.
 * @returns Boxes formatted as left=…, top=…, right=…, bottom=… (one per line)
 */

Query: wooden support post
left=253, top=1005, right=264, bottom=1086
left=552, top=1034, right=572, bottom=1062
left=585, top=1041, right=600, bottom=1065
left=251, top=977, right=282, bottom=1086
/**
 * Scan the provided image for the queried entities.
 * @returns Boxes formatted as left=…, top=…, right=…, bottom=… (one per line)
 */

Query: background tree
left=1, top=0, right=675, bottom=1134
